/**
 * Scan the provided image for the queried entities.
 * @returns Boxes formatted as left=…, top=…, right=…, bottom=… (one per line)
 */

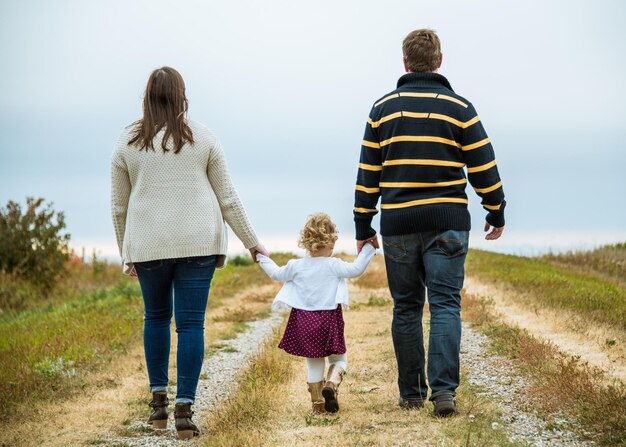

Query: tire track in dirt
left=464, top=276, right=626, bottom=384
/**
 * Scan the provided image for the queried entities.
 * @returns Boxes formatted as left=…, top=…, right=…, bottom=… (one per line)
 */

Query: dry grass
left=245, top=289, right=276, bottom=303
left=463, top=292, right=626, bottom=446
left=213, top=306, right=258, bottom=323
left=203, top=328, right=298, bottom=447
left=353, top=254, right=388, bottom=290
left=543, top=242, right=626, bottom=287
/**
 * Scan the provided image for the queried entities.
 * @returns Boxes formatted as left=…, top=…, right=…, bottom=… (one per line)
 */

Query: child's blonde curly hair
left=298, top=213, right=338, bottom=254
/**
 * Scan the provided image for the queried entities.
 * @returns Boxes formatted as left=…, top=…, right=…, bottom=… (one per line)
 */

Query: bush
left=0, top=273, right=39, bottom=311
left=229, top=254, right=254, bottom=267
left=0, top=197, right=71, bottom=290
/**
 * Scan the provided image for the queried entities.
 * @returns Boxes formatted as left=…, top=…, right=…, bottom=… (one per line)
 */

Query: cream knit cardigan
left=111, top=119, right=259, bottom=274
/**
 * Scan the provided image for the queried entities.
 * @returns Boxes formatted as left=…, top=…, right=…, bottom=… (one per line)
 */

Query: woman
left=110, top=66, right=267, bottom=440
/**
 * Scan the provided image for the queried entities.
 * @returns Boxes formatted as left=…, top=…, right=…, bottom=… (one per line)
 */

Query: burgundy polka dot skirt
left=278, top=305, right=346, bottom=358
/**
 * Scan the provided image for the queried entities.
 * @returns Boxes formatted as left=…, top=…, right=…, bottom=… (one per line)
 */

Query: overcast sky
left=1, top=0, right=625, bottom=257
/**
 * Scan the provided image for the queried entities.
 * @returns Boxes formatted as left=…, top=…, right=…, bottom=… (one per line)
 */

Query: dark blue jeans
left=382, top=230, right=469, bottom=403
left=134, top=255, right=217, bottom=404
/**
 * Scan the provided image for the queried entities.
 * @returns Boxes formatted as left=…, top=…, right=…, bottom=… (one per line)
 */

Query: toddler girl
left=256, top=213, right=376, bottom=413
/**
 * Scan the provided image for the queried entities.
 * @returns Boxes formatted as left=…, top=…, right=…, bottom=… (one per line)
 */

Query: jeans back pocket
left=135, top=259, right=164, bottom=271
left=190, top=255, right=217, bottom=267
left=435, top=230, right=468, bottom=257
left=383, top=236, right=407, bottom=260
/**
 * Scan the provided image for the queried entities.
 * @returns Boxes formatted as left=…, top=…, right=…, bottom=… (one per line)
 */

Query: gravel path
left=100, top=304, right=595, bottom=446
left=103, top=312, right=284, bottom=446
left=462, top=322, right=595, bottom=446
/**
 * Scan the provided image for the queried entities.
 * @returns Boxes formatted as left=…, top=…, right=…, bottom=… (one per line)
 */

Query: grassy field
left=0, top=253, right=291, bottom=423
left=464, top=242, right=626, bottom=445
left=543, top=242, right=626, bottom=286
left=466, top=246, right=626, bottom=330
left=0, top=260, right=143, bottom=421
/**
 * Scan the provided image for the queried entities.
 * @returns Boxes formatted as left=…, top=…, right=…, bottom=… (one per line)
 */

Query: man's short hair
left=402, top=29, right=442, bottom=72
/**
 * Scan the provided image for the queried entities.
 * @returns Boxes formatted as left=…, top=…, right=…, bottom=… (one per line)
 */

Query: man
left=354, top=29, right=505, bottom=417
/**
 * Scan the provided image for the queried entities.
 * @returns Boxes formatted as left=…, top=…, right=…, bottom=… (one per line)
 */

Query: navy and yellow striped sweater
left=354, top=72, right=506, bottom=240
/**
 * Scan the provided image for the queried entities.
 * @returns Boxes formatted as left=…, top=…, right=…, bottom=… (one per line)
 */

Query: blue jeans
left=134, top=255, right=217, bottom=404
left=382, top=230, right=469, bottom=402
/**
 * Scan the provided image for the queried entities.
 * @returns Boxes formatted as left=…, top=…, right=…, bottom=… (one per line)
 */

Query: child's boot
left=322, top=364, right=345, bottom=413
left=147, top=391, right=169, bottom=429
left=307, top=381, right=326, bottom=413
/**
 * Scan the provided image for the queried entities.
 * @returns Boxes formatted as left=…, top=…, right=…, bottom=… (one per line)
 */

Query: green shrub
left=0, top=273, right=39, bottom=312
left=229, top=254, right=254, bottom=267
left=0, top=197, right=71, bottom=291
left=91, top=248, right=108, bottom=277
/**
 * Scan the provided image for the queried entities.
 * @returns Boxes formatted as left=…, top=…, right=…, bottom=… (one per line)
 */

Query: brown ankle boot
left=174, top=403, right=200, bottom=440
left=147, top=392, right=169, bottom=429
left=307, top=381, right=326, bottom=413
left=322, top=364, right=345, bottom=413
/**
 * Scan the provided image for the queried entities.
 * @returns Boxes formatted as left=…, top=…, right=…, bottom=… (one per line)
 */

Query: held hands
left=356, top=235, right=380, bottom=254
left=249, top=243, right=269, bottom=262
left=484, top=222, right=504, bottom=240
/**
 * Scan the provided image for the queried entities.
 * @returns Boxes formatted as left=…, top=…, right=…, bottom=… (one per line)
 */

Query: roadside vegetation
left=0, top=197, right=71, bottom=293
left=463, top=291, right=626, bottom=446
left=543, top=242, right=626, bottom=286
left=465, top=243, right=626, bottom=445
left=0, top=266, right=143, bottom=421
left=466, top=247, right=626, bottom=330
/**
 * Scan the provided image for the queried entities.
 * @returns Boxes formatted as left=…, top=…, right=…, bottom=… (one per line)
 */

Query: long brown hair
left=129, top=66, right=194, bottom=154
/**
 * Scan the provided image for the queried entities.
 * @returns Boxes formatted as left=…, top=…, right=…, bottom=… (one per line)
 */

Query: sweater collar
left=397, top=72, right=454, bottom=91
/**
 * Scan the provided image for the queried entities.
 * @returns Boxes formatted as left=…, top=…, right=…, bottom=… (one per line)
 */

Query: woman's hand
left=249, top=244, right=269, bottom=263
left=129, top=266, right=138, bottom=277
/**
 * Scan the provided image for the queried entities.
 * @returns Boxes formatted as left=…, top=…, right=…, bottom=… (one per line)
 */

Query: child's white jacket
left=257, top=244, right=376, bottom=311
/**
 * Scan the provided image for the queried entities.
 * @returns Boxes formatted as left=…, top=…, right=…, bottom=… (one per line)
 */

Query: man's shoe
left=398, top=396, right=425, bottom=409
left=433, top=394, right=458, bottom=417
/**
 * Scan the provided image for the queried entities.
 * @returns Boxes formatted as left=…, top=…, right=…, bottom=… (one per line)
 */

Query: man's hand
left=129, top=266, right=137, bottom=277
left=356, top=235, right=380, bottom=254
left=484, top=222, right=504, bottom=240
left=249, top=243, right=269, bottom=262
